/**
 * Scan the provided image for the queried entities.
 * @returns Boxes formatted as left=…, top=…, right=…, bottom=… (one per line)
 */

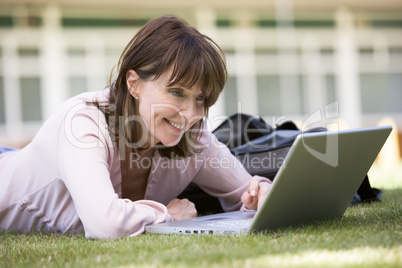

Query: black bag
left=178, top=113, right=381, bottom=213
left=214, top=113, right=327, bottom=180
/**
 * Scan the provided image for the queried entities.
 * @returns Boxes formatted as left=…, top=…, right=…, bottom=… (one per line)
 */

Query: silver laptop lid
left=250, top=125, right=392, bottom=232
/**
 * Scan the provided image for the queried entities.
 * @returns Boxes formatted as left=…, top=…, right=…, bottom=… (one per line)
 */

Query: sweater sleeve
left=57, top=103, right=172, bottom=239
left=192, top=131, right=271, bottom=212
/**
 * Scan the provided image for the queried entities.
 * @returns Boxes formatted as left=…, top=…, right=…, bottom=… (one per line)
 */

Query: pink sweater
left=0, top=89, right=256, bottom=239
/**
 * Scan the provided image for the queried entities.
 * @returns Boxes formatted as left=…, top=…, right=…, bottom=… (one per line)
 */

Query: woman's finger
left=248, top=177, right=260, bottom=197
left=257, top=182, right=270, bottom=209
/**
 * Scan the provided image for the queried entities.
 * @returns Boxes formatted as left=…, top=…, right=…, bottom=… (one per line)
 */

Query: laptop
left=145, top=126, right=392, bottom=235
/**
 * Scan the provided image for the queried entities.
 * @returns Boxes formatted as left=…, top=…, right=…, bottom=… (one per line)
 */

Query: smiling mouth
left=165, top=119, right=185, bottom=130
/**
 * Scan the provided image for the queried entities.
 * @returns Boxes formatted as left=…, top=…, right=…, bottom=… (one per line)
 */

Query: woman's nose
left=180, top=101, right=196, bottom=121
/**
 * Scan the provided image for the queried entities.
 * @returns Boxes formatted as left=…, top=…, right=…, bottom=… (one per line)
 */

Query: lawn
left=1, top=162, right=401, bottom=268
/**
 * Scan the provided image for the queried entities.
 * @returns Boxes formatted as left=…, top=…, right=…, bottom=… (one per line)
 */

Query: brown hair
left=97, top=15, right=227, bottom=158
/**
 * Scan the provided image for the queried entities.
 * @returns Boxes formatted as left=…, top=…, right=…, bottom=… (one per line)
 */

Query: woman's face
left=127, top=68, right=206, bottom=148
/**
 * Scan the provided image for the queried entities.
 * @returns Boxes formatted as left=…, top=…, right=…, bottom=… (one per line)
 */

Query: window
left=325, top=74, right=337, bottom=104
left=361, top=73, right=402, bottom=113
left=0, top=77, right=5, bottom=123
left=69, top=77, right=87, bottom=97
left=20, top=77, right=42, bottom=121
left=223, top=76, right=238, bottom=115
left=257, top=75, right=281, bottom=116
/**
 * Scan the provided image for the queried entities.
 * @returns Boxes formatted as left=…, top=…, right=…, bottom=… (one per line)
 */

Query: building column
left=275, top=0, right=302, bottom=117
left=85, top=34, right=106, bottom=92
left=233, top=10, right=258, bottom=116
left=2, top=34, right=22, bottom=133
left=234, top=28, right=258, bottom=116
left=335, top=7, right=362, bottom=128
left=301, top=35, right=326, bottom=115
left=40, top=4, right=67, bottom=119
left=195, top=8, right=226, bottom=129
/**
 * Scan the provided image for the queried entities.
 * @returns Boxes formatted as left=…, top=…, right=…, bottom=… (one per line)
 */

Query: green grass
left=1, top=163, right=401, bottom=268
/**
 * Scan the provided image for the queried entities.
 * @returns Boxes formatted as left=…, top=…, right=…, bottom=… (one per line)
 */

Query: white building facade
left=0, top=0, right=401, bottom=152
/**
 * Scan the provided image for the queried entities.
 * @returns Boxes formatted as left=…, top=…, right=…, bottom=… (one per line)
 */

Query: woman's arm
left=191, top=131, right=271, bottom=212
left=58, top=105, right=172, bottom=239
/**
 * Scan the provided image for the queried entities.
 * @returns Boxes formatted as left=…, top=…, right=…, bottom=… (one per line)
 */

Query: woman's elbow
left=83, top=219, right=133, bottom=240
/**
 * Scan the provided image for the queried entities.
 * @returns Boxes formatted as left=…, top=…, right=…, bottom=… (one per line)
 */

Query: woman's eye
left=196, top=95, right=206, bottom=102
left=169, top=90, right=183, bottom=97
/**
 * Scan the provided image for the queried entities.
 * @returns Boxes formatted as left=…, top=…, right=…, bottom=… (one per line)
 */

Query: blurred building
left=0, top=0, right=401, bottom=157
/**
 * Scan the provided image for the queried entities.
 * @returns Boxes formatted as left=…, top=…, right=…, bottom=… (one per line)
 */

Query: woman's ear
left=126, top=69, right=140, bottom=97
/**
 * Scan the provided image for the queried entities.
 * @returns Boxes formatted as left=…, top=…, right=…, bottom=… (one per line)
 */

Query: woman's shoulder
left=57, top=89, right=116, bottom=154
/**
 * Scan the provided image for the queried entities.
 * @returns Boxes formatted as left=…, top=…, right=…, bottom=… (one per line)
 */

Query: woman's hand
left=241, top=177, right=271, bottom=211
left=167, top=198, right=197, bottom=221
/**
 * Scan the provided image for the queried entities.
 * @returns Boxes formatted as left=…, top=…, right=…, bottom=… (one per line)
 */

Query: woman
left=0, top=16, right=270, bottom=239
